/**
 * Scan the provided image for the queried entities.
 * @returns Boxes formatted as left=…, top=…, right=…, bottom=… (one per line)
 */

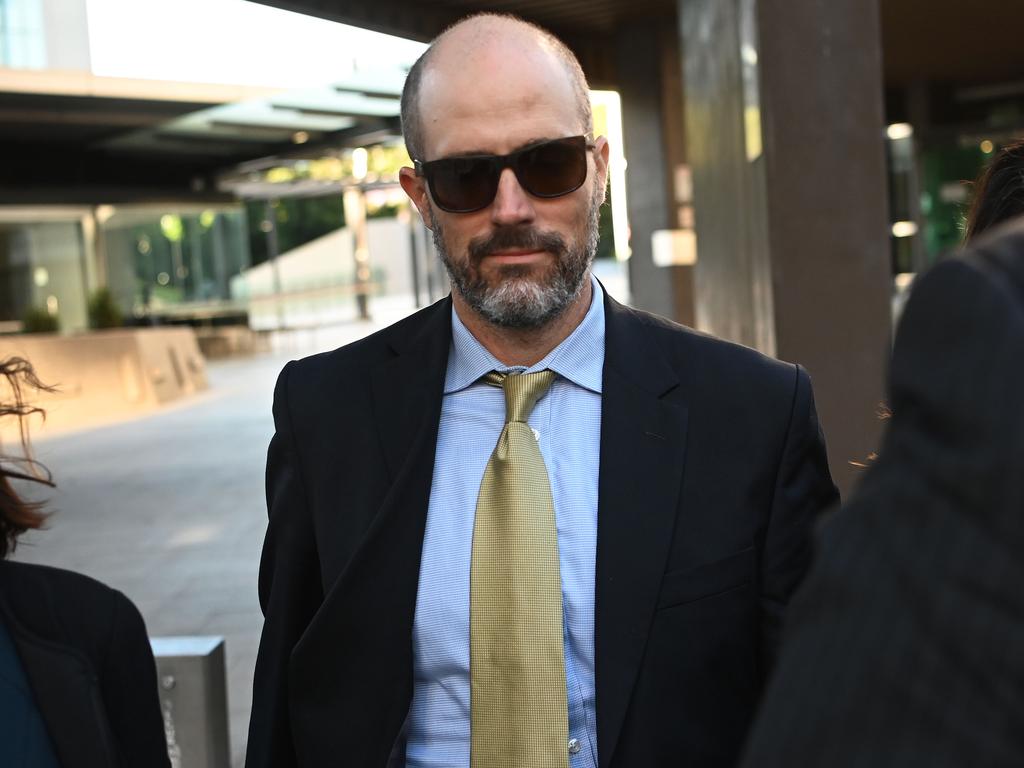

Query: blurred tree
left=245, top=195, right=346, bottom=267
left=88, top=287, right=124, bottom=329
left=367, top=202, right=402, bottom=219
left=22, top=307, right=59, bottom=334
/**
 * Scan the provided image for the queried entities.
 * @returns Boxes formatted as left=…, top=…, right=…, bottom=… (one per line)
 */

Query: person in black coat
left=0, top=357, right=170, bottom=768
left=738, top=219, right=1024, bottom=766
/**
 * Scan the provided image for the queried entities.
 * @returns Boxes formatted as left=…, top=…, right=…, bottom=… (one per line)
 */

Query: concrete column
left=41, top=0, right=92, bottom=70
left=343, top=188, right=372, bottom=320
left=263, top=200, right=285, bottom=329
left=211, top=215, right=229, bottom=300
left=615, top=19, right=676, bottom=320
left=657, top=27, right=697, bottom=328
left=80, top=210, right=102, bottom=294
left=680, top=0, right=892, bottom=497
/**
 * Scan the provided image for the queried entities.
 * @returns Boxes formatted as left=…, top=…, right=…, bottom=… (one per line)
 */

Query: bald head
left=400, top=14, right=592, bottom=162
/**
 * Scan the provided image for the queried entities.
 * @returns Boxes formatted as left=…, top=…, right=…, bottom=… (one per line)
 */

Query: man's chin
left=480, top=260, right=549, bottom=283
left=469, top=274, right=583, bottom=329
left=477, top=273, right=549, bottom=301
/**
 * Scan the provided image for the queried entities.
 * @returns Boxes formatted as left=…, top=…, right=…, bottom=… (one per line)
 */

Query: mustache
left=467, top=226, right=567, bottom=263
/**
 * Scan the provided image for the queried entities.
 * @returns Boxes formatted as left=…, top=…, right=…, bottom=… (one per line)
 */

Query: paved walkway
left=11, top=310, right=413, bottom=767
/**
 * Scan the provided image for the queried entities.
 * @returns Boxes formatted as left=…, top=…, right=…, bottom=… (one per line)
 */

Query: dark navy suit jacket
left=247, top=290, right=839, bottom=768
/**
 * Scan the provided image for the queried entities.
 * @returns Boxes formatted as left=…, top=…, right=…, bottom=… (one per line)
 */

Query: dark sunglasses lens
left=428, top=157, right=497, bottom=212
left=518, top=139, right=588, bottom=197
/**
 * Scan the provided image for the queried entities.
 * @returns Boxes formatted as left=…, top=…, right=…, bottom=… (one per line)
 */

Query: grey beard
left=429, top=187, right=602, bottom=329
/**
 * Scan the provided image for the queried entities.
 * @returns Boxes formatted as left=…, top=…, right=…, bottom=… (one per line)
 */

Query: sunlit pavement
left=12, top=301, right=418, bottom=768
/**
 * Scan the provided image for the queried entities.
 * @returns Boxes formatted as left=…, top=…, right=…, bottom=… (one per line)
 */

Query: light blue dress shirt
left=406, top=277, right=604, bottom=768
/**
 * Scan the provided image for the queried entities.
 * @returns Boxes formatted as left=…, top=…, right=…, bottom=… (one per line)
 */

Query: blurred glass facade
left=101, top=207, right=251, bottom=322
left=0, top=215, right=89, bottom=332
left=886, top=80, right=1024, bottom=277
left=0, top=0, right=46, bottom=68
left=0, top=206, right=252, bottom=333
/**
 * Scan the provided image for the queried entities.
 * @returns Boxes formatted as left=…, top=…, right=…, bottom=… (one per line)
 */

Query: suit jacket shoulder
left=605, top=298, right=802, bottom=411
left=0, top=560, right=170, bottom=768
left=2, top=559, right=124, bottom=645
left=284, top=298, right=452, bottom=397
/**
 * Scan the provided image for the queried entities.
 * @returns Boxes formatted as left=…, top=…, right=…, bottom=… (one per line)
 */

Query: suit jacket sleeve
left=759, top=364, right=838, bottom=671
left=247, top=361, right=324, bottom=768
left=100, top=590, right=172, bottom=768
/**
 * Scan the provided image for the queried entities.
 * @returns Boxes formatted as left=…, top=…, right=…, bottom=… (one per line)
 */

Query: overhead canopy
left=250, top=0, right=676, bottom=86
left=0, top=69, right=405, bottom=205
left=253, top=0, right=1024, bottom=89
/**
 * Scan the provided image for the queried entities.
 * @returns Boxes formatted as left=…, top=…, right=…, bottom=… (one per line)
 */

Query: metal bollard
left=151, top=636, right=231, bottom=768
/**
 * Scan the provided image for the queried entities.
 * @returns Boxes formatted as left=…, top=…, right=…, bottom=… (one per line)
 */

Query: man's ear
left=399, top=167, right=434, bottom=230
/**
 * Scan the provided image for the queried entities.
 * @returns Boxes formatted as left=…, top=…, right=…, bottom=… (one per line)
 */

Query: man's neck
left=453, top=278, right=594, bottom=368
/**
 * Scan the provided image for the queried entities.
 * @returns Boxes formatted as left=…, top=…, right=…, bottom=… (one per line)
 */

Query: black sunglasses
left=414, top=135, right=596, bottom=213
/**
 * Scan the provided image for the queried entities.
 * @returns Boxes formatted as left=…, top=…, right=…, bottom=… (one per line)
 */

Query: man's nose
left=490, top=168, right=535, bottom=225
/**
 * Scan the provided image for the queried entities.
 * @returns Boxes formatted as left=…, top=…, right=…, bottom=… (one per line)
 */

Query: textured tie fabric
left=470, top=370, right=569, bottom=768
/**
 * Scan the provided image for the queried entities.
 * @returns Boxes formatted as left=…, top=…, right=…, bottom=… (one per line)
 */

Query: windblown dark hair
left=965, top=139, right=1024, bottom=241
left=1, top=357, right=55, bottom=558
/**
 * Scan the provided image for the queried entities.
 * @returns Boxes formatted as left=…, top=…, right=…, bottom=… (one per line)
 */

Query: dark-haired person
left=247, top=13, right=838, bottom=768
left=737, top=223, right=1024, bottom=765
left=965, top=139, right=1024, bottom=241
left=0, top=357, right=170, bottom=768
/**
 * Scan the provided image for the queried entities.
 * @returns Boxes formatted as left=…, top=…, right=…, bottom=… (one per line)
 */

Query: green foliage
left=367, top=202, right=402, bottom=220
left=22, top=306, right=59, bottom=334
left=245, top=195, right=346, bottom=266
left=88, top=287, right=124, bottom=329
left=159, top=214, right=184, bottom=242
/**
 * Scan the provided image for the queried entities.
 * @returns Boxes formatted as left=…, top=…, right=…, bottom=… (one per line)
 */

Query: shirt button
left=568, top=738, right=581, bottom=755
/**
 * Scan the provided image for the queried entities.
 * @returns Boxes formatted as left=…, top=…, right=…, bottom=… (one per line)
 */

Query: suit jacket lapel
left=596, top=296, right=689, bottom=768
left=370, top=298, right=453, bottom=482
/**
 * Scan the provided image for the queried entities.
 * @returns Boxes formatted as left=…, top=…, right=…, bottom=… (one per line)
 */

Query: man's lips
left=483, top=249, right=548, bottom=263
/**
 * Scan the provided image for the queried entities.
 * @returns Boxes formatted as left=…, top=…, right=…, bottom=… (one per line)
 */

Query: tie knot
left=484, top=370, right=556, bottom=423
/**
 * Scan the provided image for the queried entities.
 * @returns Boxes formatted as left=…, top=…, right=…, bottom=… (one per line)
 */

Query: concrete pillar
left=614, top=20, right=698, bottom=325
left=657, top=27, right=697, bottom=328
left=41, top=0, right=91, bottom=70
left=680, top=0, right=891, bottom=497
left=343, top=187, right=372, bottom=320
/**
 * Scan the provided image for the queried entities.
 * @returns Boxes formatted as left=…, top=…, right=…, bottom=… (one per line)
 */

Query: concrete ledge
left=0, top=327, right=207, bottom=438
left=195, top=326, right=270, bottom=359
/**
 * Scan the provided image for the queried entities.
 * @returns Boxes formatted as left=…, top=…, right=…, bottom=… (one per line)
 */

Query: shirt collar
left=445, top=274, right=605, bottom=395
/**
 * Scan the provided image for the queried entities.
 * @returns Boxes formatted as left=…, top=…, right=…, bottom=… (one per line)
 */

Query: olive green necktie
left=470, top=370, right=569, bottom=768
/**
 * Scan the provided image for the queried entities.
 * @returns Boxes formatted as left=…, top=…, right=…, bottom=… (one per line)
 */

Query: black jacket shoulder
left=0, top=559, right=170, bottom=768
left=607, top=299, right=802, bottom=406
left=295, top=300, right=449, bottom=374
left=2, top=559, right=130, bottom=649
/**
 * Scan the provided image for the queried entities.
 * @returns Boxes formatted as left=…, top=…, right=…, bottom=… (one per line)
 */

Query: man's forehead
left=417, top=33, right=580, bottom=155
left=426, top=26, right=568, bottom=91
